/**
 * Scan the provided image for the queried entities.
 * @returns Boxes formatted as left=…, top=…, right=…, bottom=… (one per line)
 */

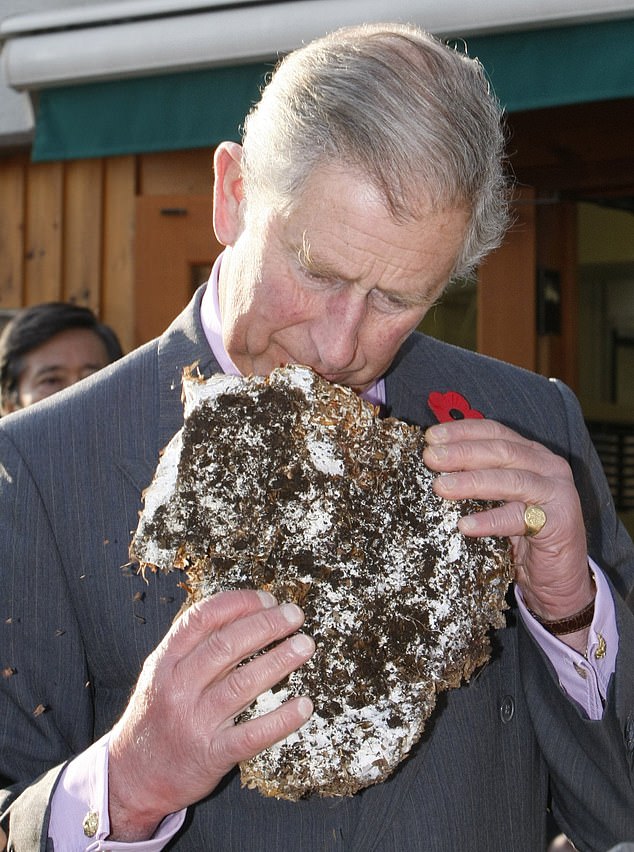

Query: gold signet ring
left=524, top=504, right=547, bottom=537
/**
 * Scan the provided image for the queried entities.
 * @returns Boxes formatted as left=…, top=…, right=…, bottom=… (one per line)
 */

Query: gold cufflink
left=594, top=633, right=607, bottom=660
left=83, top=809, right=99, bottom=837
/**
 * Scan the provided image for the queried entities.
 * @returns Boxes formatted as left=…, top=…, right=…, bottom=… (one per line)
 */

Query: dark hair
left=0, top=302, right=123, bottom=410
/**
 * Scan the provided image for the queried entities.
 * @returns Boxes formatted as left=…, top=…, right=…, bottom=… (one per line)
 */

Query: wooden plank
left=63, top=158, right=103, bottom=311
left=0, top=154, right=27, bottom=308
left=24, top=161, right=63, bottom=304
left=135, top=193, right=221, bottom=346
left=102, top=155, right=137, bottom=354
left=139, top=149, right=213, bottom=196
left=477, top=186, right=537, bottom=372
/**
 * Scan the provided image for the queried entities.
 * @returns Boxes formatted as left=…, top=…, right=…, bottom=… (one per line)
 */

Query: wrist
left=107, top=791, right=163, bottom=842
left=527, top=596, right=595, bottom=635
left=108, top=740, right=166, bottom=841
left=525, top=571, right=596, bottom=636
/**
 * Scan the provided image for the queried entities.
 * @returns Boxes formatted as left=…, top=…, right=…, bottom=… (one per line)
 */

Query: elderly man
left=1, top=22, right=633, bottom=852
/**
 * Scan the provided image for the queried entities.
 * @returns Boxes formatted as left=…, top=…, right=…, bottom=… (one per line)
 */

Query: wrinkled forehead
left=289, top=162, right=470, bottom=245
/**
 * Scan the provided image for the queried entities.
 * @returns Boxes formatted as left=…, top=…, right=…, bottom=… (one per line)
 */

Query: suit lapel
left=157, top=284, right=222, bottom=450
left=117, top=285, right=222, bottom=491
left=385, top=332, right=500, bottom=429
left=384, top=334, right=442, bottom=428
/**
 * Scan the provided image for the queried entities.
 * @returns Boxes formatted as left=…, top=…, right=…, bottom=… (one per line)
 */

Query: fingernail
left=426, top=445, right=448, bottom=462
left=296, top=696, right=313, bottom=719
left=459, top=514, right=477, bottom=532
left=427, top=425, right=448, bottom=442
left=435, top=472, right=456, bottom=492
left=280, top=602, right=304, bottom=625
left=256, top=590, right=277, bottom=608
left=290, top=633, right=314, bottom=655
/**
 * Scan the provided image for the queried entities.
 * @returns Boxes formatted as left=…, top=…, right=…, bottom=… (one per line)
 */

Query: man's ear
left=213, top=141, right=245, bottom=246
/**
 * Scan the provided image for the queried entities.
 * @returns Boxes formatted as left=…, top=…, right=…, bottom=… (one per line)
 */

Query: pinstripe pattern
left=1, top=287, right=634, bottom=850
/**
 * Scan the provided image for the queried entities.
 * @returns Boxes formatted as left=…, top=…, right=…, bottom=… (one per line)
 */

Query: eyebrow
left=296, top=236, right=357, bottom=282
left=295, top=236, right=366, bottom=284
left=32, top=362, right=103, bottom=379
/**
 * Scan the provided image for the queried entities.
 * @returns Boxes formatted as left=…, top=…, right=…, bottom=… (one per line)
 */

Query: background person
left=1, top=22, right=634, bottom=851
left=0, top=301, right=123, bottom=415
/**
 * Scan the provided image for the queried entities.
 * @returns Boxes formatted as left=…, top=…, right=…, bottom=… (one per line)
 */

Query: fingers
left=209, top=695, right=314, bottom=770
left=108, top=591, right=316, bottom=823
left=422, top=419, right=585, bottom=557
left=430, top=466, right=547, bottom=505
left=425, top=451, right=568, bottom=535
left=452, top=500, right=528, bottom=539
left=421, top=420, right=590, bottom=613
left=426, top=418, right=526, bottom=445
left=205, top=630, right=316, bottom=721
left=423, top=419, right=572, bottom=514
left=165, top=588, right=278, bottom=656
left=429, top=458, right=581, bottom=545
left=164, top=589, right=316, bottom=740
left=175, top=596, right=310, bottom=690
left=141, top=589, right=316, bottom=750
left=424, top=420, right=562, bottom=478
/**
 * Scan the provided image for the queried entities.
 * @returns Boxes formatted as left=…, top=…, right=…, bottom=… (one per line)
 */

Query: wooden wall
left=2, top=99, right=631, bottom=375
left=0, top=148, right=214, bottom=354
left=1, top=144, right=546, bottom=371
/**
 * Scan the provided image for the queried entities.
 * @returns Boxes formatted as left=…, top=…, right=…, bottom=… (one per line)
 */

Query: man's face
left=215, top=154, right=469, bottom=391
left=12, top=328, right=110, bottom=410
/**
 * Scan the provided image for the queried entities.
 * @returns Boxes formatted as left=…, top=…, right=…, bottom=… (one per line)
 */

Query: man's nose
left=312, top=292, right=366, bottom=372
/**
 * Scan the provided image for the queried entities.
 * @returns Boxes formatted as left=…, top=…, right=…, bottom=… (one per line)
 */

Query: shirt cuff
left=49, top=733, right=186, bottom=850
left=516, top=559, right=617, bottom=720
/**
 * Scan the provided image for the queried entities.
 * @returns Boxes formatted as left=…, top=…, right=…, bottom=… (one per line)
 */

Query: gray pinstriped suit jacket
left=1, top=286, right=634, bottom=851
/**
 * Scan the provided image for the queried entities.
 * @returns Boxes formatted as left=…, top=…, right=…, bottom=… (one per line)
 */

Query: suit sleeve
left=0, top=430, right=95, bottom=848
left=554, top=380, right=634, bottom=598
left=519, top=380, right=634, bottom=851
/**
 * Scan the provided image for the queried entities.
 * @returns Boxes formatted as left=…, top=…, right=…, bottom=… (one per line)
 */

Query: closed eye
left=369, top=288, right=429, bottom=314
left=298, top=263, right=347, bottom=291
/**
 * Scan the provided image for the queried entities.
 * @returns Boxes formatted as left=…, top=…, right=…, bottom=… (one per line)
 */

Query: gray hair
left=241, top=22, right=512, bottom=279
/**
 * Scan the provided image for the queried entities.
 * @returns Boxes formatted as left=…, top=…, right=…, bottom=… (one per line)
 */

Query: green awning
left=33, top=61, right=272, bottom=161
left=32, top=17, right=634, bottom=162
left=466, top=18, right=634, bottom=112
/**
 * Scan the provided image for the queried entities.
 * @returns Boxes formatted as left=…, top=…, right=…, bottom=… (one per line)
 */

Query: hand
left=423, top=419, right=594, bottom=638
left=107, top=589, right=315, bottom=840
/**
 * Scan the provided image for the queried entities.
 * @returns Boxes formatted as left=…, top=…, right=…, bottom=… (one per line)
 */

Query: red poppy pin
left=427, top=391, right=484, bottom=423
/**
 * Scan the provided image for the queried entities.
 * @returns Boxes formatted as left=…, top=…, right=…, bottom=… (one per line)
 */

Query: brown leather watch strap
left=528, top=597, right=595, bottom=635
